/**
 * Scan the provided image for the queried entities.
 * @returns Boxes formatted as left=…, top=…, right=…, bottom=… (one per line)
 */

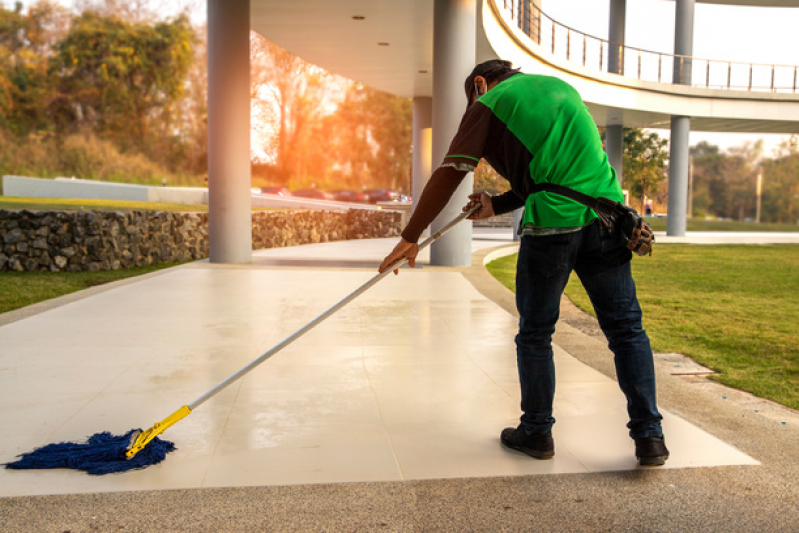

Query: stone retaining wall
left=0, top=209, right=402, bottom=272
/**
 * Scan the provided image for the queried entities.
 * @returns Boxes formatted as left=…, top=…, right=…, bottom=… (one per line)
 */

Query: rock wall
left=0, top=209, right=402, bottom=272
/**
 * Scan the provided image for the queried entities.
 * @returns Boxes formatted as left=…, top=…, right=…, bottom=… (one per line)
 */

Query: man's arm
left=400, top=166, right=469, bottom=243
left=380, top=102, right=495, bottom=274
left=378, top=166, right=468, bottom=274
left=490, top=190, right=526, bottom=215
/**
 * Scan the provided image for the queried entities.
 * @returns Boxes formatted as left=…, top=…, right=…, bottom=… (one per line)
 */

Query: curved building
left=207, top=0, right=799, bottom=263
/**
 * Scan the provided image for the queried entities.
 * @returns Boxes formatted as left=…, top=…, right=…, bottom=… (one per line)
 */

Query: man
left=379, top=59, right=669, bottom=467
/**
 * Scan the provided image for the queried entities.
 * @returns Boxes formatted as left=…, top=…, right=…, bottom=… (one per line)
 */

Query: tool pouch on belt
left=593, top=199, right=654, bottom=256
left=529, top=183, right=655, bottom=256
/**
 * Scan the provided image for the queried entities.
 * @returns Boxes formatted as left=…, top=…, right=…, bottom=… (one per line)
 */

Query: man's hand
left=379, top=238, right=419, bottom=275
left=464, top=191, right=495, bottom=220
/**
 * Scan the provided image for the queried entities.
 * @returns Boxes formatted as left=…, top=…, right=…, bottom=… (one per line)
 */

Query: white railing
left=501, top=0, right=799, bottom=93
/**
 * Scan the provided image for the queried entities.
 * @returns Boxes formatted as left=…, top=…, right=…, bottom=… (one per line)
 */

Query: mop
left=5, top=205, right=479, bottom=475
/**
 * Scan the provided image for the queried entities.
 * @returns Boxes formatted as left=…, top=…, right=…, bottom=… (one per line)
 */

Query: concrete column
left=412, top=97, right=433, bottom=238
left=606, top=1, right=625, bottom=187
left=606, top=124, right=624, bottom=187
left=673, top=0, right=695, bottom=85
left=207, top=0, right=252, bottom=263
left=412, top=97, right=433, bottom=209
left=667, top=0, right=694, bottom=236
left=608, top=0, right=626, bottom=75
left=430, top=0, right=476, bottom=267
left=668, top=117, right=690, bottom=235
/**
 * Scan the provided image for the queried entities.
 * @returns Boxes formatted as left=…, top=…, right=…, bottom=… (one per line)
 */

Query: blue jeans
left=515, top=220, right=663, bottom=439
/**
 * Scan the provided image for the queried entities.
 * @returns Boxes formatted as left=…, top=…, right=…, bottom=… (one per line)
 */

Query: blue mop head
left=4, top=429, right=176, bottom=475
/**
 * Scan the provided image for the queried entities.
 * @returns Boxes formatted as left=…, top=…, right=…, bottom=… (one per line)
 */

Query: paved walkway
left=1, top=228, right=797, bottom=531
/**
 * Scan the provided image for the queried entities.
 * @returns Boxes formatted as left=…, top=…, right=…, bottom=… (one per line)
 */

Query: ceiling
left=250, top=0, right=799, bottom=99
left=673, top=0, right=799, bottom=5
left=250, top=0, right=434, bottom=98
left=250, top=0, right=799, bottom=133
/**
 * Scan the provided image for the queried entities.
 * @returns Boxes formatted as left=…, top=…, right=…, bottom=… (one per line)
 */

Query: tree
left=760, top=141, right=799, bottom=224
left=327, top=82, right=412, bottom=192
left=0, top=1, right=70, bottom=134
left=323, top=83, right=374, bottom=189
left=360, top=87, right=412, bottom=192
left=690, top=141, right=725, bottom=218
left=49, top=11, right=195, bottom=159
left=689, top=139, right=799, bottom=223
left=473, top=161, right=510, bottom=196
left=250, top=36, right=412, bottom=192
left=250, top=34, right=334, bottom=186
left=722, top=141, right=762, bottom=221
left=621, top=129, right=668, bottom=211
left=600, top=128, right=668, bottom=210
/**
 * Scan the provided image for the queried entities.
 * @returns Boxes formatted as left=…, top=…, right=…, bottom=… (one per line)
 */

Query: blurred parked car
left=292, top=188, right=330, bottom=200
left=364, top=188, right=401, bottom=204
left=333, top=190, right=369, bottom=203
left=260, top=186, right=291, bottom=196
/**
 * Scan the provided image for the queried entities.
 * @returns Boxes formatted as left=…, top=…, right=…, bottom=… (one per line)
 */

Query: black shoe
left=635, top=436, right=669, bottom=466
left=501, top=425, right=554, bottom=459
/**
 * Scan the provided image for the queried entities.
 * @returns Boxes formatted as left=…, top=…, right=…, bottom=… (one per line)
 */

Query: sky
left=542, top=0, right=799, bottom=156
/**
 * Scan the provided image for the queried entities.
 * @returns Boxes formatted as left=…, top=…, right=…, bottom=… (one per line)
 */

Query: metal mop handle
left=188, top=203, right=481, bottom=411
left=125, top=203, right=481, bottom=458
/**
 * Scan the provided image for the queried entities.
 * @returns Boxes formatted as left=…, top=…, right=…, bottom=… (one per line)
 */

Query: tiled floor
left=0, top=232, right=759, bottom=497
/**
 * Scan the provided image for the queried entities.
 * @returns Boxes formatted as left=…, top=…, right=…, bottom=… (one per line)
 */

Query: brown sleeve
left=440, top=103, right=494, bottom=172
left=400, top=166, right=469, bottom=243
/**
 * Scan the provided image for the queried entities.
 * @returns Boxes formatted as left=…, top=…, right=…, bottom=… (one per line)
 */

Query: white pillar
left=208, top=0, right=252, bottom=263
left=608, top=0, right=625, bottom=75
left=668, top=117, right=690, bottom=236
left=667, top=0, right=694, bottom=236
left=606, top=125, right=624, bottom=186
left=606, top=0, right=625, bottom=187
left=430, top=0, right=476, bottom=267
left=673, top=0, right=695, bottom=85
left=412, top=97, right=433, bottom=217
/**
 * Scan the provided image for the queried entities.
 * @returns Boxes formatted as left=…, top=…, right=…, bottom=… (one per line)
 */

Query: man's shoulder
left=497, top=73, right=577, bottom=101
left=507, top=72, right=572, bottom=88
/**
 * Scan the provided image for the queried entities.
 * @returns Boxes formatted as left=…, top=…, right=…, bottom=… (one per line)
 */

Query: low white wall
left=3, top=176, right=405, bottom=219
left=3, top=175, right=208, bottom=205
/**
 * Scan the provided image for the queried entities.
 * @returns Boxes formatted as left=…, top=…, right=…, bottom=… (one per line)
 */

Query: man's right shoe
left=635, top=436, right=669, bottom=467
left=500, top=425, right=554, bottom=459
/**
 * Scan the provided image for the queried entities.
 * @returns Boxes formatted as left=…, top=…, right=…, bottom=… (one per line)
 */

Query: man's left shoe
left=635, top=436, right=669, bottom=467
left=500, top=425, right=554, bottom=459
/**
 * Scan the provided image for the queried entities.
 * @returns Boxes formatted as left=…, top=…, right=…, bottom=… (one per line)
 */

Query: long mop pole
left=125, top=204, right=480, bottom=458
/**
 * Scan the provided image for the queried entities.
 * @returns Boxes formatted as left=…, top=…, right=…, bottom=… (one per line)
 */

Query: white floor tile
left=0, top=237, right=759, bottom=497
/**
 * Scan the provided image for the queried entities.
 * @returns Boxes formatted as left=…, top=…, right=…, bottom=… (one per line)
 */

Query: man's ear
left=474, top=76, right=487, bottom=94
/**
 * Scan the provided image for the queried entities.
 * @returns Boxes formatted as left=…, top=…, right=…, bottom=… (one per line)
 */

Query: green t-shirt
left=443, top=73, right=623, bottom=229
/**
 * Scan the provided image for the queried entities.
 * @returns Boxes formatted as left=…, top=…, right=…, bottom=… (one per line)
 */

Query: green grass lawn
left=0, top=263, right=185, bottom=315
left=645, top=217, right=799, bottom=233
left=486, top=245, right=799, bottom=410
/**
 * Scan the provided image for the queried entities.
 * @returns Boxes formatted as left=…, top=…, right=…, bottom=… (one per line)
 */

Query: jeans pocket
left=599, top=223, right=633, bottom=264
left=523, top=234, right=572, bottom=279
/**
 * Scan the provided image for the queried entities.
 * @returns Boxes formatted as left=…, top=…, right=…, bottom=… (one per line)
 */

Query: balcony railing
left=501, top=0, right=799, bottom=93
